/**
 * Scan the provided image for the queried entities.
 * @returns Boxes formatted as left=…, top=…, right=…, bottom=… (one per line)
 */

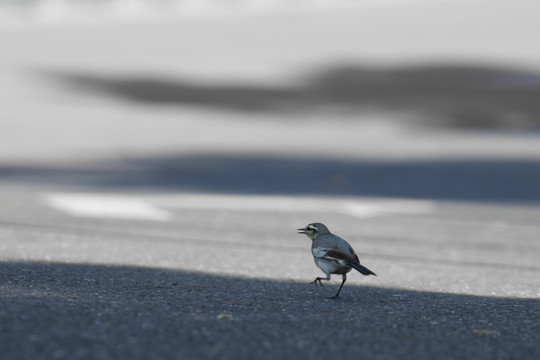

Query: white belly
left=314, top=257, right=351, bottom=276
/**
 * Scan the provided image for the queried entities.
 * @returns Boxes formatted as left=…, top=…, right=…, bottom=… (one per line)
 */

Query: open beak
left=297, top=228, right=306, bottom=234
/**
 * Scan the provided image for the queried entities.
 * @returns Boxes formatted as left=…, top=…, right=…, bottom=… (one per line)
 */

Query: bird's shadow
left=1, top=261, right=537, bottom=360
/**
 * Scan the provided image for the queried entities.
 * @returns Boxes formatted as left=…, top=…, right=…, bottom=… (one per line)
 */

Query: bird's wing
left=320, top=248, right=358, bottom=263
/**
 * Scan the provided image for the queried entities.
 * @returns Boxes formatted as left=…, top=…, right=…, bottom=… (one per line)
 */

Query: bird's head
left=297, top=222, right=330, bottom=240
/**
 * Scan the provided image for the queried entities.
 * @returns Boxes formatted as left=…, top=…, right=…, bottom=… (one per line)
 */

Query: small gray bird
left=298, top=222, right=376, bottom=298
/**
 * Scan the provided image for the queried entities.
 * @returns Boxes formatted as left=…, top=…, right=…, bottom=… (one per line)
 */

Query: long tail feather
left=349, top=262, right=376, bottom=276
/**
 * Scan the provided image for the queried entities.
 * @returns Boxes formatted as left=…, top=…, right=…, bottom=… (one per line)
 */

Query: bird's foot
left=310, top=278, right=324, bottom=286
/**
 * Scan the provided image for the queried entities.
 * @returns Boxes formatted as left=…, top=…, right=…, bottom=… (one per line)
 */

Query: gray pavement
left=1, top=262, right=538, bottom=360
left=0, top=185, right=539, bottom=359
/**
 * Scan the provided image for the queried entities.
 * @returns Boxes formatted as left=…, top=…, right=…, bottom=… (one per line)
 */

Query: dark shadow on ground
left=43, top=63, right=540, bottom=130
left=0, top=261, right=538, bottom=360
left=2, top=154, right=540, bottom=202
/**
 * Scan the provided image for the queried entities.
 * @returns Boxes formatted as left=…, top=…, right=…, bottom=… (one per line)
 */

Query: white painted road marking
left=152, top=194, right=435, bottom=219
left=45, top=193, right=434, bottom=221
left=45, top=193, right=172, bottom=221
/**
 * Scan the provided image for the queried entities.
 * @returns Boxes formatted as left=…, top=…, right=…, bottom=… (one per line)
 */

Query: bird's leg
left=329, top=274, right=347, bottom=299
left=311, top=274, right=330, bottom=286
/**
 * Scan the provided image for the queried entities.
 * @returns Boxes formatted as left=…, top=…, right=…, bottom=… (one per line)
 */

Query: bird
left=298, top=222, right=376, bottom=299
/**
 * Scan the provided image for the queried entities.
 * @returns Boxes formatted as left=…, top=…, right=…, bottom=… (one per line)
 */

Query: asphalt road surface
left=0, top=184, right=539, bottom=360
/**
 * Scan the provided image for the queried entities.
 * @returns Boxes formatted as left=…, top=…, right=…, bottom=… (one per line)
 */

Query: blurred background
left=1, top=0, right=540, bottom=201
